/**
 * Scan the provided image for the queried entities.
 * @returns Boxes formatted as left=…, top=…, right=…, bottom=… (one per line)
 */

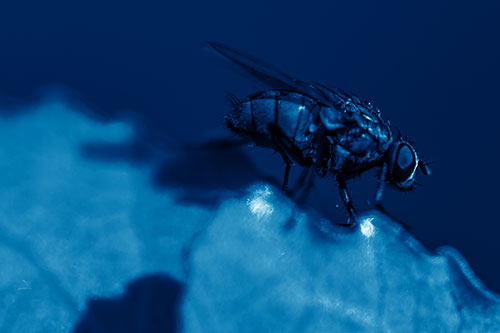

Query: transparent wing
left=207, top=41, right=336, bottom=106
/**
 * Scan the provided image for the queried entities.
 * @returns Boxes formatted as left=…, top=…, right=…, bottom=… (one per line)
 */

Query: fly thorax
left=319, top=106, right=345, bottom=131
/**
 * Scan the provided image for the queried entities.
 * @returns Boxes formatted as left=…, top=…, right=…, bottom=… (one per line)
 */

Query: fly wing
left=208, top=42, right=334, bottom=105
left=312, top=81, right=383, bottom=118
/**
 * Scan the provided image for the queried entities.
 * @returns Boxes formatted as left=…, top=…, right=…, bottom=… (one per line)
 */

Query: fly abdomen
left=226, top=90, right=319, bottom=153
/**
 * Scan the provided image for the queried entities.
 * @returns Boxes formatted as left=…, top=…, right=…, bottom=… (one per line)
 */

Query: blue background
left=1, top=0, right=499, bottom=295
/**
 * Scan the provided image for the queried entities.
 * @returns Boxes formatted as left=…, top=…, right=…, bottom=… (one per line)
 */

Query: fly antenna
left=421, top=159, right=437, bottom=165
left=418, top=160, right=432, bottom=176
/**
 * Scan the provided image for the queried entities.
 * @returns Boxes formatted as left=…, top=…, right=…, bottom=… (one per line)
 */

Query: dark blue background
left=1, top=0, right=499, bottom=292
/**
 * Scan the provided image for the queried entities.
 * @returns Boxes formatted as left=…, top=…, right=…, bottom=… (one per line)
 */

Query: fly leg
left=375, top=162, right=387, bottom=203
left=293, top=167, right=314, bottom=204
left=336, top=174, right=357, bottom=225
left=279, top=151, right=292, bottom=194
left=267, top=124, right=293, bottom=194
left=267, top=124, right=310, bottom=165
left=374, top=162, right=389, bottom=215
left=268, top=124, right=310, bottom=195
left=373, top=163, right=413, bottom=231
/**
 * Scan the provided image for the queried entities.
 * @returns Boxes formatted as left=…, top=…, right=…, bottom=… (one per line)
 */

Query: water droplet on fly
left=308, top=123, right=318, bottom=133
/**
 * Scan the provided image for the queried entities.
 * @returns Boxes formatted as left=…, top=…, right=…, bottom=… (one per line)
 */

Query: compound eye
left=392, top=143, right=417, bottom=183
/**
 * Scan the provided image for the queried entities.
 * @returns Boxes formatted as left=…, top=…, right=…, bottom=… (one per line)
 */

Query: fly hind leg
left=268, top=129, right=292, bottom=193
left=279, top=150, right=292, bottom=193
left=267, top=124, right=309, bottom=195
left=291, top=167, right=314, bottom=204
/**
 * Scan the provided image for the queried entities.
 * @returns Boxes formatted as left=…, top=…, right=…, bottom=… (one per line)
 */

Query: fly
left=208, top=42, right=431, bottom=224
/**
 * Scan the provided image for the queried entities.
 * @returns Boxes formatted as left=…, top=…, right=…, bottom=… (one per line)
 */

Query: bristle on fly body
left=226, top=92, right=241, bottom=108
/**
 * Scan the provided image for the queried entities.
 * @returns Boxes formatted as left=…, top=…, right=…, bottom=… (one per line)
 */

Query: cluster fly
left=209, top=42, right=431, bottom=224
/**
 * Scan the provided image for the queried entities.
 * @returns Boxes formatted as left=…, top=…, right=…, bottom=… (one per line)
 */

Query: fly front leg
left=375, top=162, right=394, bottom=215
left=375, top=162, right=388, bottom=204
left=337, top=174, right=357, bottom=225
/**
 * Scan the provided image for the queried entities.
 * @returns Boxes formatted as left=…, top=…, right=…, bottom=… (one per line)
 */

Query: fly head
left=387, top=139, right=430, bottom=191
